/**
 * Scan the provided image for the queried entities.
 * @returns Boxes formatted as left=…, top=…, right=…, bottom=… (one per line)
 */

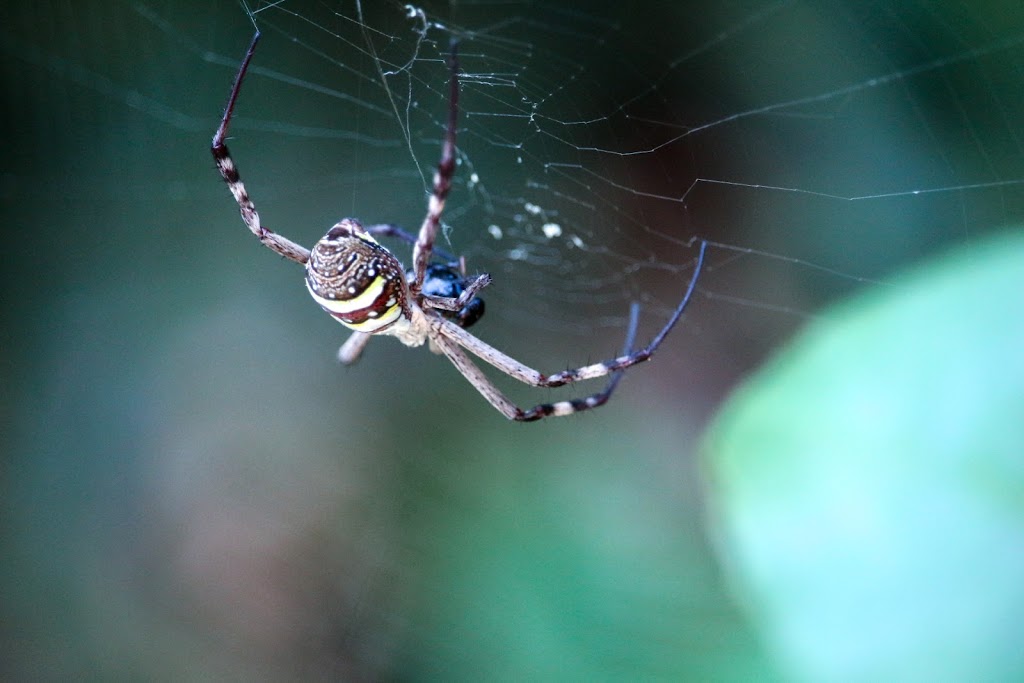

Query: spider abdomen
left=305, top=219, right=409, bottom=334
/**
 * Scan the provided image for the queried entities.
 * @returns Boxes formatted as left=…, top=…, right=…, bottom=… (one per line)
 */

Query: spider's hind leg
left=429, top=303, right=642, bottom=422
left=364, top=223, right=461, bottom=267
left=337, top=331, right=372, bottom=365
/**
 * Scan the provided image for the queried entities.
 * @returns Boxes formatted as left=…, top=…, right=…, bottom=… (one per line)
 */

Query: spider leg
left=337, top=331, right=373, bottom=365
left=411, top=43, right=459, bottom=291
left=363, top=224, right=459, bottom=264
left=431, top=334, right=520, bottom=419
left=422, top=272, right=492, bottom=312
left=517, top=302, right=639, bottom=421
left=433, top=239, right=706, bottom=388
left=211, top=31, right=310, bottom=265
left=430, top=304, right=639, bottom=421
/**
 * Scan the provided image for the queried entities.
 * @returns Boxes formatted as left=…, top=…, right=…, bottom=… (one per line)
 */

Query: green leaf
left=704, top=230, right=1024, bottom=682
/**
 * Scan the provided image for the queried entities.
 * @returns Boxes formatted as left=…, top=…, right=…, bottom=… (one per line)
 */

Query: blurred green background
left=2, top=0, right=1023, bottom=680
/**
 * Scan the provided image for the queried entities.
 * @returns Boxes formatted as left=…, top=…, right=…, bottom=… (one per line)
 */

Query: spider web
left=171, top=0, right=1024, bottom=357
left=4, top=1, right=1024, bottom=678
left=8, top=0, right=1024, bottom=358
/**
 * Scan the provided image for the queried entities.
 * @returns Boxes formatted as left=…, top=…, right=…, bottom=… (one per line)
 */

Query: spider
left=211, top=31, right=706, bottom=422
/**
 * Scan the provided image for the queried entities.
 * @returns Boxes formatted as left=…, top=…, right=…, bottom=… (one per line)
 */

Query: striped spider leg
left=211, top=30, right=706, bottom=421
left=428, top=241, right=706, bottom=421
left=211, top=32, right=310, bottom=266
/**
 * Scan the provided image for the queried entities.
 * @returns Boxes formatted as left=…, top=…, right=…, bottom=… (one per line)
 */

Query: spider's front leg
left=212, top=31, right=310, bottom=265
left=411, top=43, right=460, bottom=292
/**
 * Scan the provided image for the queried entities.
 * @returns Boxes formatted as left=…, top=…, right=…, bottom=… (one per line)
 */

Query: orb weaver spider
left=212, top=32, right=706, bottom=421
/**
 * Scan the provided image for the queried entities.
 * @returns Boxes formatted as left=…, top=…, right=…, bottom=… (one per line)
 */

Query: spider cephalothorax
left=212, top=30, right=705, bottom=421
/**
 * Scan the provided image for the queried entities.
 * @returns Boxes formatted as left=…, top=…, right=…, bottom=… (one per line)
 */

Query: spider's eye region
left=305, top=229, right=408, bottom=334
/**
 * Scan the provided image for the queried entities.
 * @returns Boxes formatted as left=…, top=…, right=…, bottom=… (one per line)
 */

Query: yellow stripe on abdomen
left=306, top=275, right=385, bottom=315
left=306, top=276, right=404, bottom=333
left=341, top=302, right=403, bottom=332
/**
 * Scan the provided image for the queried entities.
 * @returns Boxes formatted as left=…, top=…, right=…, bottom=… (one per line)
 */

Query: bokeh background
left=2, top=0, right=1022, bottom=680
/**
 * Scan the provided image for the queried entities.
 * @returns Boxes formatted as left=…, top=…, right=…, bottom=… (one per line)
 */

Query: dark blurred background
left=2, top=0, right=1022, bottom=679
